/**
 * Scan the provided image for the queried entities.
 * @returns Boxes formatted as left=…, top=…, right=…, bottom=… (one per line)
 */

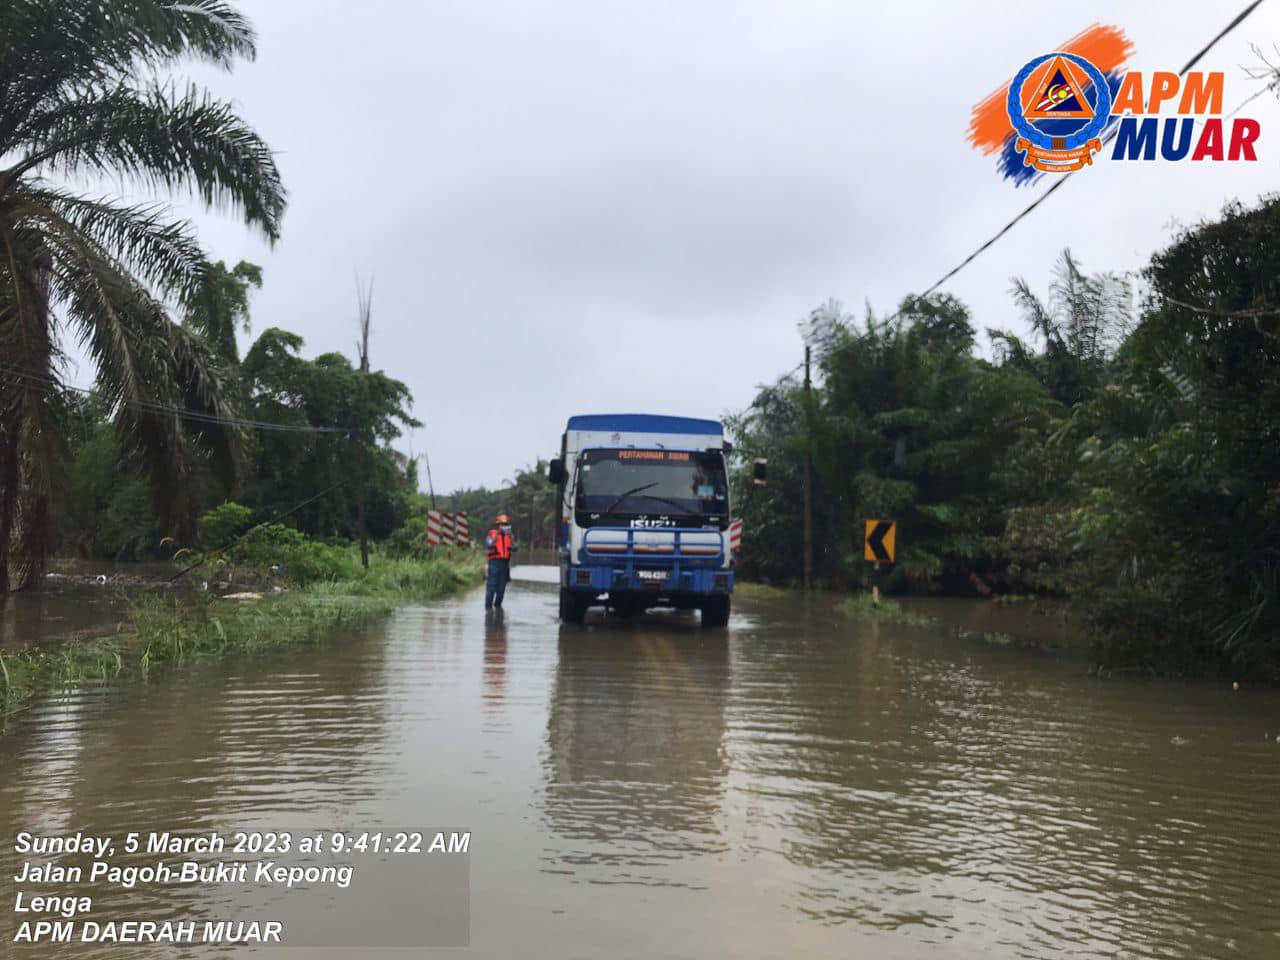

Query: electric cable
left=0, top=362, right=354, bottom=434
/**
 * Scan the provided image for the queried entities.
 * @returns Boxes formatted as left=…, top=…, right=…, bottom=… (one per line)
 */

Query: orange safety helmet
left=495, top=513, right=510, bottom=524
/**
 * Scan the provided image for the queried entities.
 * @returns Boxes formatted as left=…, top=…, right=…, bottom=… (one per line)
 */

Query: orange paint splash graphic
left=967, top=24, right=1134, bottom=155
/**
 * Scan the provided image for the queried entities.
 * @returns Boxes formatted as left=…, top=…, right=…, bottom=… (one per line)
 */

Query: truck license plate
left=636, top=569, right=668, bottom=583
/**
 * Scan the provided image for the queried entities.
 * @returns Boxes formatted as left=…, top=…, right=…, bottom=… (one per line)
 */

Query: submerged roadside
left=0, top=552, right=484, bottom=724
left=737, top=580, right=1092, bottom=655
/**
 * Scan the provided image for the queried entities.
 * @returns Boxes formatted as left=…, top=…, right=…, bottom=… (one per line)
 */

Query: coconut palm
left=0, top=0, right=285, bottom=590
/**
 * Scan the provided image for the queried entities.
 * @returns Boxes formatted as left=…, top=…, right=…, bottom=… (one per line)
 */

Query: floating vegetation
left=836, top=593, right=937, bottom=627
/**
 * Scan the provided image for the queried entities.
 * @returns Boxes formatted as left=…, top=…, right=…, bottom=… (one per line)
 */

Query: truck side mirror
left=752, top=458, right=768, bottom=486
left=548, top=458, right=566, bottom=485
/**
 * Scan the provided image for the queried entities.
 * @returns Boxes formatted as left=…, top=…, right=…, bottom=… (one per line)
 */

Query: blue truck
left=547, top=413, right=763, bottom=627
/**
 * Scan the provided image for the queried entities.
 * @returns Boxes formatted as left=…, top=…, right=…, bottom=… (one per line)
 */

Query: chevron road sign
left=864, top=520, right=896, bottom=563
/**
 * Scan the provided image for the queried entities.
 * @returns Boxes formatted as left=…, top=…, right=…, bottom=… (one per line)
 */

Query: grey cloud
left=156, top=1, right=1280, bottom=491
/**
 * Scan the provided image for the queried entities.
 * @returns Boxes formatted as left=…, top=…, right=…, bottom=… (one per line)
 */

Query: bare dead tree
left=353, top=273, right=374, bottom=567
left=355, top=274, right=373, bottom=373
left=1237, top=44, right=1280, bottom=116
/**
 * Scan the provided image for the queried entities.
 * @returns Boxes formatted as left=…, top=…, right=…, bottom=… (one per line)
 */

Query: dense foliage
left=239, top=327, right=421, bottom=541
left=0, top=2, right=436, bottom=583
left=0, top=0, right=284, bottom=587
left=730, top=198, right=1280, bottom=678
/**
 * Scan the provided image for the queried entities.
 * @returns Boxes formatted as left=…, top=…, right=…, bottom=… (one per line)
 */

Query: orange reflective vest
left=487, top=529, right=513, bottom=561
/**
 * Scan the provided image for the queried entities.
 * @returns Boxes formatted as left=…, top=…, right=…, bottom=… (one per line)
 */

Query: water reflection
left=728, top=597, right=1280, bottom=955
left=0, top=623, right=398, bottom=957
left=542, top=619, right=731, bottom=883
left=483, top=609, right=508, bottom=706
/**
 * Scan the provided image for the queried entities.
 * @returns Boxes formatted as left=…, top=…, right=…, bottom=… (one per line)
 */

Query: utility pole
left=803, top=345, right=813, bottom=592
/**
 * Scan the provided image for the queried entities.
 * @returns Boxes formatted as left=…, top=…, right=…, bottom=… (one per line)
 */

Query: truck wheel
left=559, top=588, right=588, bottom=624
left=701, top=595, right=730, bottom=628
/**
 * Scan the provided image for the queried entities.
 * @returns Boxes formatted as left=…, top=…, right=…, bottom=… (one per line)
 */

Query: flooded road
left=3, top=568, right=1279, bottom=958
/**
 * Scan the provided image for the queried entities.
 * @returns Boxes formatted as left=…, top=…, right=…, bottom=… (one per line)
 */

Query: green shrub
left=199, top=502, right=254, bottom=549
left=193, top=505, right=483, bottom=590
left=197, top=503, right=360, bottom=585
left=385, top=516, right=429, bottom=558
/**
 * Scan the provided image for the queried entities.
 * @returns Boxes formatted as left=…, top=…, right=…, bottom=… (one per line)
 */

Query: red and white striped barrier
left=729, top=518, right=744, bottom=554
left=441, top=512, right=456, bottom=546
left=455, top=511, right=469, bottom=544
left=426, top=510, right=442, bottom=546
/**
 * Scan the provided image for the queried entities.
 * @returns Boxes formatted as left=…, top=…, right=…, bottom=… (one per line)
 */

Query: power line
left=0, top=363, right=354, bottom=434
left=1, top=364, right=349, bottom=433
left=1154, top=295, right=1280, bottom=342
left=921, top=0, right=1269, bottom=297
left=1163, top=295, right=1280, bottom=322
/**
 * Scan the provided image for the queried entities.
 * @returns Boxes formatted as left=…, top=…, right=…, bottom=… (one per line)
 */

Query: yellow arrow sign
left=864, top=520, right=895, bottom=563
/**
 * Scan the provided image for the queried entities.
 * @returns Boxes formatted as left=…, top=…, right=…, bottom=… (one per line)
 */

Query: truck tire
left=559, top=588, right=589, bottom=624
left=701, top=595, right=730, bottom=628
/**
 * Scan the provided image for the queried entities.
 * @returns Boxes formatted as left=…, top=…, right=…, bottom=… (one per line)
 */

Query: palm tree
left=0, top=1, right=286, bottom=590
left=1008, top=249, right=1131, bottom=406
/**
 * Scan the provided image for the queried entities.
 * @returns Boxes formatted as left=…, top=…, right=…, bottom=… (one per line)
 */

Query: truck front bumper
left=562, top=562, right=733, bottom=596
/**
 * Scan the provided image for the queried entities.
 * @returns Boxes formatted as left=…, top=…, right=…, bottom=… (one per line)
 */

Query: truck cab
left=547, top=414, right=740, bottom=627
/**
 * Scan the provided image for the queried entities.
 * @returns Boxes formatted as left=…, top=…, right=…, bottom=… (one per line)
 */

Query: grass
left=732, top=581, right=799, bottom=601
left=0, top=552, right=484, bottom=723
left=734, top=579, right=939, bottom=626
left=734, top=578, right=939, bottom=627
left=836, top=592, right=938, bottom=627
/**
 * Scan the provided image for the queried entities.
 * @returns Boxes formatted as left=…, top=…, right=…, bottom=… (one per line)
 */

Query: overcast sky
left=145, top=0, right=1280, bottom=493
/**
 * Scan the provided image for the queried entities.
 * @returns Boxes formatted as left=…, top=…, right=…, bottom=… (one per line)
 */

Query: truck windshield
left=575, top=449, right=728, bottom=519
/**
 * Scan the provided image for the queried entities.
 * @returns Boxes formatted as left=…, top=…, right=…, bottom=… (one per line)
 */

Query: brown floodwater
left=0, top=565, right=196, bottom=653
left=2, top=568, right=1279, bottom=958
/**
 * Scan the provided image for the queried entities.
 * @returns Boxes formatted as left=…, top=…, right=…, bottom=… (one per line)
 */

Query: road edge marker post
left=864, top=519, right=896, bottom=607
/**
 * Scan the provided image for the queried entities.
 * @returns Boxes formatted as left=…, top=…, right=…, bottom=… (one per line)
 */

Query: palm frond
left=14, top=185, right=209, bottom=301
left=0, top=1, right=255, bottom=146
left=9, top=82, right=285, bottom=242
left=169, top=321, right=246, bottom=492
left=1009, top=276, right=1057, bottom=344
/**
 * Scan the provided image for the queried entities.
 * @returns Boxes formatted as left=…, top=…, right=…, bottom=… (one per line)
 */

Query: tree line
left=0, top=2, right=431, bottom=586
left=728, top=196, right=1280, bottom=678
left=49, top=262, right=426, bottom=567
left=444, top=462, right=560, bottom=552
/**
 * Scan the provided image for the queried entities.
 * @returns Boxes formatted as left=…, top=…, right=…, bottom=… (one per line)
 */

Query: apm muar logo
left=968, top=24, right=1261, bottom=184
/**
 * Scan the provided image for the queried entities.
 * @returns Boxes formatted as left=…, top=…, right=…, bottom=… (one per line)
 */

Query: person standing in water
left=484, top=513, right=516, bottom=610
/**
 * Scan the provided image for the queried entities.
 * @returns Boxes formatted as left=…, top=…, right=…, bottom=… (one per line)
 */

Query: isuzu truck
left=547, top=413, right=763, bottom=627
